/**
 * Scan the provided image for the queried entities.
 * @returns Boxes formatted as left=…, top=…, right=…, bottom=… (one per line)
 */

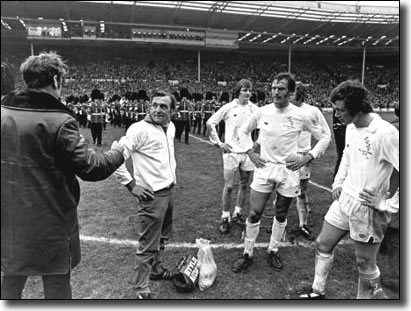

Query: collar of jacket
left=1, top=90, right=75, bottom=117
left=143, top=114, right=170, bottom=129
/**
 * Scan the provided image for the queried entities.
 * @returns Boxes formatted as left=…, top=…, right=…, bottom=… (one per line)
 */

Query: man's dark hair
left=20, top=51, right=68, bottom=89
left=330, top=80, right=373, bottom=116
left=273, top=72, right=296, bottom=92
left=152, top=90, right=177, bottom=110
left=234, top=79, right=253, bottom=98
left=1, top=61, right=15, bottom=95
left=294, top=81, right=306, bottom=102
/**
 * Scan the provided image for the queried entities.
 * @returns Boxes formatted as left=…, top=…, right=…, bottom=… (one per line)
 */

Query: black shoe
left=219, top=218, right=230, bottom=234
left=298, top=288, right=325, bottom=300
left=267, top=251, right=283, bottom=271
left=185, top=142, right=190, bottom=145
left=150, top=266, right=177, bottom=281
left=232, top=253, right=253, bottom=273
left=299, top=225, right=315, bottom=241
left=232, top=213, right=246, bottom=226
left=136, top=292, right=153, bottom=299
left=370, top=282, right=388, bottom=299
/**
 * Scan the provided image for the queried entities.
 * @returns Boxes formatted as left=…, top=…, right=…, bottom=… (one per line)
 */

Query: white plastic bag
left=196, top=238, right=217, bottom=291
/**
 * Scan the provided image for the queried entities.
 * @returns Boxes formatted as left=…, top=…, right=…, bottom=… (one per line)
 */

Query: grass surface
left=18, top=111, right=399, bottom=299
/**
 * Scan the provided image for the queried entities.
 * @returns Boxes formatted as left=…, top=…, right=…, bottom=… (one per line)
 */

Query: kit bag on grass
left=173, top=254, right=199, bottom=293
left=196, top=238, right=217, bottom=291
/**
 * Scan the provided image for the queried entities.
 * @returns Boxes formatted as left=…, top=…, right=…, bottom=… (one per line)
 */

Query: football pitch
left=21, top=110, right=399, bottom=299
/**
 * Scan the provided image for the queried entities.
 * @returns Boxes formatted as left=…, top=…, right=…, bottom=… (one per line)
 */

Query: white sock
left=357, top=266, right=381, bottom=299
left=268, top=217, right=287, bottom=252
left=296, top=197, right=308, bottom=227
left=221, top=210, right=231, bottom=221
left=234, top=206, right=243, bottom=216
left=312, top=250, right=334, bottom=295
left=243, top=219, right=260, bottom=257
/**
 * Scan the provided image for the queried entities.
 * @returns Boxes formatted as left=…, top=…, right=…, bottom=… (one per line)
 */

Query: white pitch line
left=189, top=134, right=213, bottom=145
left=309, top=180, right=332, bottom=193
left=80, top=235, right=351, bottom=249
left=80, top=133, right=336, bottom=251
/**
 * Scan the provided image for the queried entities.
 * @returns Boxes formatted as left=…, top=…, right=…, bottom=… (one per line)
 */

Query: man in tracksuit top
left=114, top=91, right=177, bottom=299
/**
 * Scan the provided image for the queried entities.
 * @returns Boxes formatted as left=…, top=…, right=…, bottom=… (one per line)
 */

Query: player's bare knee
left=315, top=237, right=333, bottom=254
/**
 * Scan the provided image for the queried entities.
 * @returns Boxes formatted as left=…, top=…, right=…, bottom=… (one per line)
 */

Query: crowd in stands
left=3, top=46, right=399, bottom=109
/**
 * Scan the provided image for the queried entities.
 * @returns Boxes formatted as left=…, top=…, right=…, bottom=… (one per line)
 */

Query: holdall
left=173, top=254, right=199, bottom=293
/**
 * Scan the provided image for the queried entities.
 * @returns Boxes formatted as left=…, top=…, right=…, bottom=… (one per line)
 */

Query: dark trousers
left=90, top=122, right=103, bottom=145
left=132, top=187, right=174, bottom=294
left=203, top=115, right=211, bottom=136
left=175, top=120, right=190, bottom=143
left=1, top=271, right=72, bottom=299
left=192, top=117, right=202, bottom=134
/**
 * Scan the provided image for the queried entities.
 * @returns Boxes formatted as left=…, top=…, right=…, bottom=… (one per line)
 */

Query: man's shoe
left=136, top=292, right=153, bottom=299
left=150, top=266, right=177, bottom=281
left=185, top=142, right=190, bottom=145
left=299, top=225, right=315, bottom=241
left=267, top=251, right=283, bottom=271
left=232, top=213, right=246, bottom=226
left=370, top=282, right=388, bottom=299
left=298, top=289, right=325, bottom=300
left=232, top=254, right=253, bottom=273
left=219, top=218, right=230, bottom=234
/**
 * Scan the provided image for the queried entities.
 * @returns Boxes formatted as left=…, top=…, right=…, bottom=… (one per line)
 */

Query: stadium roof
left=1, top=1, right=399, bottom=49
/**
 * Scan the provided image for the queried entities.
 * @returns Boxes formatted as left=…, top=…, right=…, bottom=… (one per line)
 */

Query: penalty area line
left=80, top=235, right=351, bottom=249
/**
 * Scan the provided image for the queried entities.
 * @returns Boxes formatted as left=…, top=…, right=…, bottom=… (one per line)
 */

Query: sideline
left=80, top=133, right=338, bottom=250
left=189, top=133, right=213, bottom=145
left=80, top=235, right=351, bottom=249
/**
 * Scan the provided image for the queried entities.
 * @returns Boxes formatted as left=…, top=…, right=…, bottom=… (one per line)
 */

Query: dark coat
left=1, top=91, right=124, bottom=275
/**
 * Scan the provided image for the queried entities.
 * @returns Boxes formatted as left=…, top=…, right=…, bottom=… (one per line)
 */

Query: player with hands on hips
left=232, top=72, right=330, bottom=274
left=207, top=79, right=259, bottom=234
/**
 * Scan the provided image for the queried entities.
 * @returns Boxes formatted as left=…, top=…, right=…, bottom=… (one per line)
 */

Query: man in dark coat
left=1, top=51, right=125, bottom=299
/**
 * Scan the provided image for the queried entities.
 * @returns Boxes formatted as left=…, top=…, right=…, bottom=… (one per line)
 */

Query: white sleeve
left=238, top=110, right=258, bottom=151
left=381, top=129, right=399, bottom=172
left=206, top=106, right=226, bottom=146
left=332, top=127, right=349, bottom=189
left=303, top=112, right=331, bottom=159
left=332, top=147, right=348, bottom=190
left=113, top=126, right=140, bottom=186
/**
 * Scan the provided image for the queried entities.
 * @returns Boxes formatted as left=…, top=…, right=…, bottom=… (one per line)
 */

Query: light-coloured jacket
left=114, top=115, right=176, bottom=191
